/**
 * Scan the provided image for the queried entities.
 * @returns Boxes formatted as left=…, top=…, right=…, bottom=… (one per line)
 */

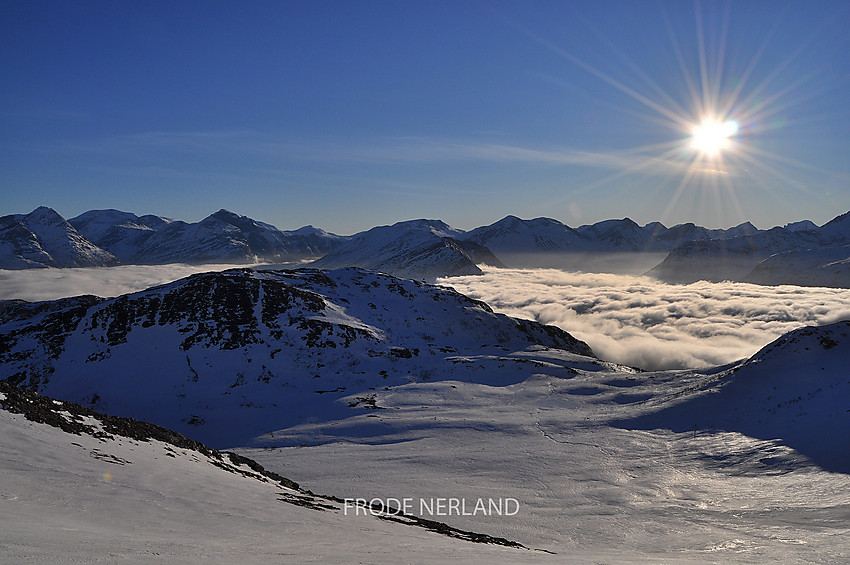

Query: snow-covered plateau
left=1, top=267, right=849, bottom=563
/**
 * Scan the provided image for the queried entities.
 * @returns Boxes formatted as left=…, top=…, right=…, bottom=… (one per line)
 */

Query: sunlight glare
left=691, top=118, right=738, bottom=157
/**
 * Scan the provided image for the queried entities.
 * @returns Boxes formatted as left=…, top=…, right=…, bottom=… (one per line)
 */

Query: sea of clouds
left=440, top=268, right=850, bottom=371
left=0, top=264, right=256, bottom=302
left=3, top=264, right=849, bottom=372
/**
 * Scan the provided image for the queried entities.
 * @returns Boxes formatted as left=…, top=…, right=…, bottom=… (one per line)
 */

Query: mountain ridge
left=4, top=206, right=850, bottom=286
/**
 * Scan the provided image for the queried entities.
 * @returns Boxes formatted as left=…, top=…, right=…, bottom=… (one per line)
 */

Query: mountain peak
left=310, top=219, right=486, bottom=279
left=390, top=218, right=453, bottom=231
left=497, top=214, right=523, bottom=225
left=209, top=209, right=245, bottom=222
left=0, top=207, right=118, bottom=269
left=285, top=225, right=336, bottom=237
left=782, top=219, right=818, bottom=232
left=26, top=206, right=65, bottom=224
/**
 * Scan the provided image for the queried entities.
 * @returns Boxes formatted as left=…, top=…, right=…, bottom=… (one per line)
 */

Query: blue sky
left=2, top=0, right=848, bottom=234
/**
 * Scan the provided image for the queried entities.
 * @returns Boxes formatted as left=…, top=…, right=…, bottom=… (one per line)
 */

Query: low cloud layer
left=441, top=268, right=850, bottom=371
left=0, top=264, right=256, bottom=302
left=3, top=265, right=848, bottom=372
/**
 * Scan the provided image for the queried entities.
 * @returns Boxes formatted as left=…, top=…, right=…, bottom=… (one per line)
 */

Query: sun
left=690, top=118, right=738, bottom=157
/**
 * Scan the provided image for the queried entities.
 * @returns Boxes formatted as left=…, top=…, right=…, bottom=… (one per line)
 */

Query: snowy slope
left=69, top=209, right=173, bottom=262
left=783, top=219, right=819, bottom=232
left=0, top=382, right=535, bottom=564
left=616, top=321, right=850, bottom=472
left=461, top=215, right=607, bottom=270
left=744, top=245, right=850, bottom=287
left=310, top=219, right=503, bottom=280
left=129, top=214, right=257, bottom=264
left=0, top=267, right=591, bottom=446
left=462, top=216, right=763, bottom=264
left=647, top=211, right=850, bottom=286
left=69, top=208, right=345, bottom=265
left=240, top=321, right=850, bottom=562
left=647, top=226, right=830, bottom=283
left=281, top=224, right=348, bottom=258
left=575, top=218, right=664, bottom=251
left=722, top=221, right=760, bottom=239
left=119, top=209, right=345, bottom=265
left=819, top=210, right=850, bottom=240
left=0, top=207, right=119, bottom=269
left=463, top=215, right=586, bottom=254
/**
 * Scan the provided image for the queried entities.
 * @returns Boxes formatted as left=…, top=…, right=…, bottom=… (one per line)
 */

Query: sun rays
left=507, top=2, right=827, bottom=227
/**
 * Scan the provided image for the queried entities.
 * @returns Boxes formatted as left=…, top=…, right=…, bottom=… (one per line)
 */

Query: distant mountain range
left=646, top=211, right=850, bottom=285
left=68, top=208, right=344, bottom=265
left=310, top=219, right=503, bottom=279
left=2, top=206, right=849, bottom=287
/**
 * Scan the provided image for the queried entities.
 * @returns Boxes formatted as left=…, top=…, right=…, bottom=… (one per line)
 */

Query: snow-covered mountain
left=744, top=244, right=850, bottom=287
left=128, top=209, right=275, bottom=264
left=3, top=207, right=347, bottom=270
left=646, top=235, right=780, bottom=283
left=69, top=208, right=173, bottom=262
left=0, top=207, right=119, bottom=269
left=461, top=215, right=762, bottom=265
left=310, top=219, right=503, bottom=280
left=458, top=216, right=765, bottom=273
left=575, top=217, right=665, bottom=251
left=0, top=381, right=527, bottom=563
left=647, top=212, right=850, bottom=285
left=6, top=207, right=507, bottom=279
left=280, top=224, right=348, bottom=258
left=574, top=218, right=760, bottom=252
left=0, top=267, right=591, bottom=446
left=783, top=219, right=819, bottom=232
left=79, top=208, right=346, bottom=265
left=460, top=215, right=593, bottom=269
left=464, top=216, right=670, bottom=256
left=10, top=205, right=850, bottom=287
left=463, top=215, right=585, bottom=254
left=819, top=210, right=850, bottom=240
left=617, top=320, right=850, bottom=472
